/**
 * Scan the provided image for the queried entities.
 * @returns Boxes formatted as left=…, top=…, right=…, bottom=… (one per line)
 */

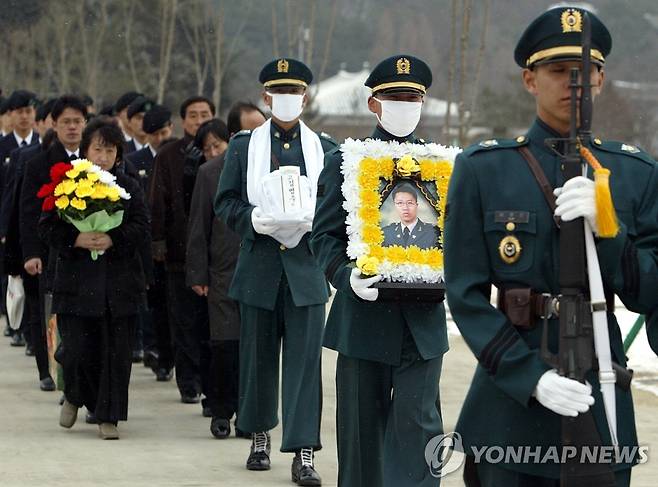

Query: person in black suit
left=126, top=104, right=174, bottom=376
left=125, top=96, right=154, bottom=154
left=39, top=117, right=149, bottom=440
left=0, top=90, right=39, bottom=345
left=114, top=91, right=142, bottom=153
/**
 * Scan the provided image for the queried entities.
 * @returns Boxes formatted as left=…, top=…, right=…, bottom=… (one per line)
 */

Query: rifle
left=540, top=12, right=630, bottom=487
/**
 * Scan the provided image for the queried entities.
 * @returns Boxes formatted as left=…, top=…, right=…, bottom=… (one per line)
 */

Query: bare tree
left=77, top=0, right=109, bottom=100
left=180, top=0, right=212, bottom=95
left=442, top=0, right=458, bottom=141
left=157, top=0, right=178, bottom=103
left=122, top=0, right=143, bottom=92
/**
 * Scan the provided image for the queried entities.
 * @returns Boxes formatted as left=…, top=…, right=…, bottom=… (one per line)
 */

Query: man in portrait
left=382, top=183, right=439, bottom=249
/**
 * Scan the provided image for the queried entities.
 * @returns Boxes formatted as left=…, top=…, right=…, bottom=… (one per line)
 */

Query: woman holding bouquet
left=39, top=117, right=149, bottom=440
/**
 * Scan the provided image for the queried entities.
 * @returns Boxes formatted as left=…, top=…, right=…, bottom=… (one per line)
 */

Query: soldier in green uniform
left=214, top=58, right=336, bottom=486
left=444, top=7, right=658, bottom=486
left=310, top=55, right=448, bottom=487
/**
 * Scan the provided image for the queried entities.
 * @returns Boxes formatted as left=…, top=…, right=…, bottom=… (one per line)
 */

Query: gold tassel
left=580, top=146, right=619, bottom=238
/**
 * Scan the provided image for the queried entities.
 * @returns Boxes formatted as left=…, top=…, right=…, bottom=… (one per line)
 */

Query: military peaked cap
left=365, top=55, right=432, bottom=95
left=259, top=58, right=313, bottom=89
left=514, top=7, right=611, bottom=68
left=142, top=104, right=172, bottom=134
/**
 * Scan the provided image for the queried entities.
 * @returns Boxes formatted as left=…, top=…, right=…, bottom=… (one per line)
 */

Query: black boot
left=210, top=417, right=230, bottom=439
left=292, top=448, right=322, bottom=486
left=246, top=431, right=271, bottom=471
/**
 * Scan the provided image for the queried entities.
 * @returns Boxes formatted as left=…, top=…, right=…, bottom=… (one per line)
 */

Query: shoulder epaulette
left=319, top=131, right=338, bottom=146
left=461, top=135, right=529, bottom=157
left=591, top=138, right=655, bottom=165
left=233, top=129, right=251, bottom=138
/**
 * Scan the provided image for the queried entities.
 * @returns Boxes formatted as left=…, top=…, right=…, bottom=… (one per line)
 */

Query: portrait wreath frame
left=340, top=138, right=460, bottom=285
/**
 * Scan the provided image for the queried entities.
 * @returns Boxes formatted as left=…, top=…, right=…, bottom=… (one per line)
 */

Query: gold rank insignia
left=499, top=235, right=522, bottom=264
left=277, top=59, right=289, bottom=73
left=561, top=9, right=582, bottom=33
left=396, top=57, right=411, bottom=75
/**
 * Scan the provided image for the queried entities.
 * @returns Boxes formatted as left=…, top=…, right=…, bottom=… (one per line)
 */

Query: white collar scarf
left=246, top=118, right=324, bottom=208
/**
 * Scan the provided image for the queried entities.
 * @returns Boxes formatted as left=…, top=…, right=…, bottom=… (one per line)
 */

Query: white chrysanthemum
left=118, top=186, right=131, bottom=200
left=98, top=170, right=116, bottom=184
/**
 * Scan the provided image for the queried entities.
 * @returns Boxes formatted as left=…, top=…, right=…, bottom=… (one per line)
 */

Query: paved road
left=1, top=328, right=656, bottom=486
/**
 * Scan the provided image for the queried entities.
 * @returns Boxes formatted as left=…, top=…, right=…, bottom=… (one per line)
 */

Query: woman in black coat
left=39, top=117, right=149, bottom=439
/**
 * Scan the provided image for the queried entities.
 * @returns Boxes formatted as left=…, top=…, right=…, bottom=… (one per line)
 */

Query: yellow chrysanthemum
left=360, top=189, right=380, bottom=207
left=106, top=186, right=120, bottom=202
left=360, top=158, right=379, bottom=174
left=425, top=249, right=444, bottom=268
left=379, top=157, right=394, bottom=177
left=54, top=182, right=65, bottom=197
left=55, top=195, right=69, bottom=210
left=60, top=179, right=77, bottom=195
left=90, top=184, right=108, bottom=199
left=384, top=245, right=407, bottom=264
left=358, top=172, right=379, bottom=189
left=361, top=224, right=383, bottom=245
left=65, top=169, right=80, bottom=179
left=70, top=198, right=87, bottom=211
left=85, top=172, right=100, bottom=182
left=74, top=160, right=93, bottom=172
left=369, top=246, right=385, bottom=259
left=405, top=245, right=426, bottom=264
left=356, top=255, right=379, bottom=276
left=396, top=155, right=420, bottom=177
left=75, top=180, right=94, bottom=198
left=359, top=206, right=380, bottom=224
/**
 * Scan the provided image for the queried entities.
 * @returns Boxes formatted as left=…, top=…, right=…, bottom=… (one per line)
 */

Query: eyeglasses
left=394, top=201, right=418, bottom=208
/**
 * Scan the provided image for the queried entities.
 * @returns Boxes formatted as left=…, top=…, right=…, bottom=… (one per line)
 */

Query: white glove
left=554, top=176, right=597, bottom=233
left=301, top=209, right=314, bottom=233
left=349, top=267, right=382, bottom=301
left=251, top=207, right=277, bottom=235
left=533, top=369, right=594, bottom=417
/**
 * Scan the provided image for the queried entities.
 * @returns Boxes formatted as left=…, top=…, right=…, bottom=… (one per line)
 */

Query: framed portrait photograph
left=340, top=138, right=460, bottom=301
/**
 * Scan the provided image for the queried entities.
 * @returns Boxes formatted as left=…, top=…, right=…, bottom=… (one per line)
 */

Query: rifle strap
left=518, top=147, right=560, bottom=228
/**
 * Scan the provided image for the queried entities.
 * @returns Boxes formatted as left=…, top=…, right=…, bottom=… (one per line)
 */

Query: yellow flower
left=106, top=186, right=120, bottom=201
left=65, top=168, right=80, bottom=179
left=86, top=172, right=100, bottom=182
left=396, top=155, right=420, bottom=177
left=380, top=157, right=394, bottom=177
left=91, top=184, right=108, bottom=199
left=75, top=180, right=94, bottom=198
left=358, top=172, right=379, bottom=189
left=405, top=245, right=426, bottom=264
left=54, top=182, right=65, bottom=197
left=74, top=160, right=93, bottom=172
left=60, top=179, right=77, bottom=195
left=356, top=255, right=379, bottom=276
left=70, top=198, right=87, bottom=211
left=358, top=206, right=380, bottom=224
left=55, top=195, right=69, bottom=210
left=360, top=189, right=380, bottom=207
left=369, top=246, right=385, bottom=259
left=360, top=158, right=379, bottom=174
left=384, top=245, right=406, bottom=264
left=361, top=223, right=383, bottom=245
left=426, top=249, right=444, bottom=268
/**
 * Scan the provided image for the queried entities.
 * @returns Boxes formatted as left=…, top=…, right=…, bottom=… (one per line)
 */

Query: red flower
left=37, top=181, right=57, bottom=199
left=50, top=162, right=73, bottom=183
left=42, top=195, right=56, bottom=211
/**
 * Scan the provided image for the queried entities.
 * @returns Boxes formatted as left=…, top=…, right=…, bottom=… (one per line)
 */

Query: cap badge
left=277, top=59, right=289, bottom=74
left=499, top=235, right=522, bottom=264
left=396, top=57, right=411, bottom=75
left=561, top=9, right=582, bottom=33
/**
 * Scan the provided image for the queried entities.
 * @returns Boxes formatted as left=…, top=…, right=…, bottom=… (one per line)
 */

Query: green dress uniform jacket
left=310, top=126, right=448, bottom=366
left=214, top=122, right=335, bottom=311
left=444, top=118, right=658, bottom=478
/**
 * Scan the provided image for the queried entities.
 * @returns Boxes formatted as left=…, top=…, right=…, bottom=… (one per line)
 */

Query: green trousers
left=336, top=326, right=444, bottom=487
left=465, top=457, right=631, bottom=487
left=236, top=277, right=324, bottom=452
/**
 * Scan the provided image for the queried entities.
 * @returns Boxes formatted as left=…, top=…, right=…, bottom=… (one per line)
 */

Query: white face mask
left=267, top=93, right=305, bottom=122
left=373, top=98, right=423, bottom=138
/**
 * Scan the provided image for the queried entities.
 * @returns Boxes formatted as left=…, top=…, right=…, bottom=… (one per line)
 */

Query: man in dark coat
left=186, top=103, right=266, bottom=439
left=126, top=104, right=174, bottom=378
left=149, top=96, right=215, bottom=403
left=114, top=91, right=142, bottom=153
left=0, top=90, right=40, bottom=345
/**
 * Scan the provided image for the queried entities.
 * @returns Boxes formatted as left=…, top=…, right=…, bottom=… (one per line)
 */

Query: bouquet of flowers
left=37, top=159, right=131, bottom=260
